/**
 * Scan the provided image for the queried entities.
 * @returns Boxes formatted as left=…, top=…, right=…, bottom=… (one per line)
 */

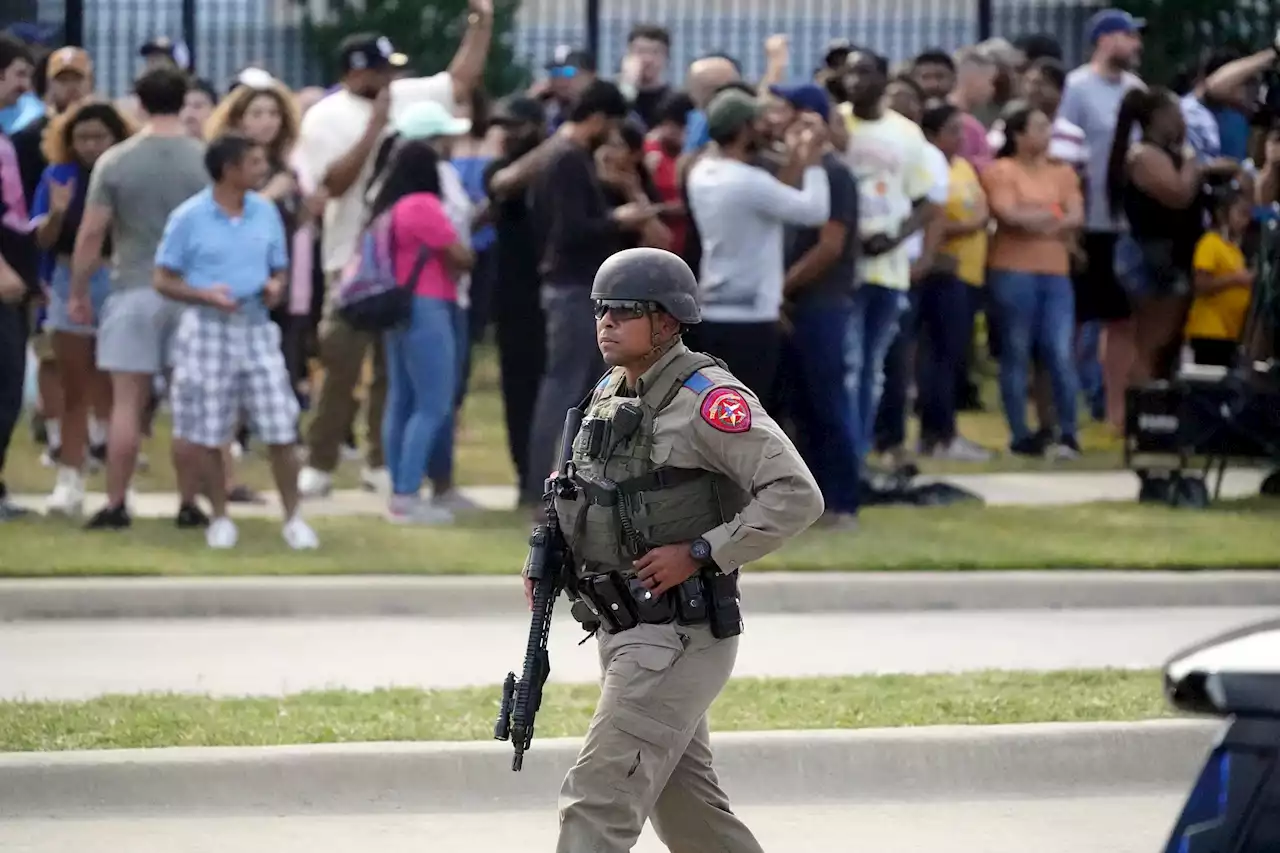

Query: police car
left=1161, top=618, right=1280, bottom=852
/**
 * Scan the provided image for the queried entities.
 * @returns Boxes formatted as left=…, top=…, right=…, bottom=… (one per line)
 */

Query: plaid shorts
left=170, top=309, right=299, bottom=449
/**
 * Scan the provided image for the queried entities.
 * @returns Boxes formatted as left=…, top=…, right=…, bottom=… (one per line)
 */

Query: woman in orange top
left=980, top=102, right=1085, bottom=457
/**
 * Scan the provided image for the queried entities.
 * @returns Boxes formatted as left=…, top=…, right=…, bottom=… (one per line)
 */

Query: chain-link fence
left=514, top=0, right=1101, bottom=84
left=5, top=0, right=1233, bottom=99
left=5, top=0, right=317, bottom=96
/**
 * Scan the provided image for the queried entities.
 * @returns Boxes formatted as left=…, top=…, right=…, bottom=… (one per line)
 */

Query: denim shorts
left=45, top=262, right=110, bottom=336
left=1113, top=233, right=1190, bottom=301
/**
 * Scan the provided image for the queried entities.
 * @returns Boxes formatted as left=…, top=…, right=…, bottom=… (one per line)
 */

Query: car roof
left=1165, top=618, right=1280, bottom=718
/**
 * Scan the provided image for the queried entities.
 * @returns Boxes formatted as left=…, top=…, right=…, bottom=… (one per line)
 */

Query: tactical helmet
left=591, top=248, right=701, bottom=324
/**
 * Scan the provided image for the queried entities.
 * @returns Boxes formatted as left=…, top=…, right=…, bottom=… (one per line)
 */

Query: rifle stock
left=494, top=406, right=584, bottom=771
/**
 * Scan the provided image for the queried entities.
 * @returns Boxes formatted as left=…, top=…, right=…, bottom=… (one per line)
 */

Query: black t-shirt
left=784, top=152, right=860, bottom=304
left=12, top=115, right=48, bottom=209
left=528, top=139, right=620, bottom=286
left=484, top=155, right=540, bottom=302
left=630, top=85, right=671, bottom=130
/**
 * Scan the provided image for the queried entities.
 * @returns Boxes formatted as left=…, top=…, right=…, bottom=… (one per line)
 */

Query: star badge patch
left=700, top=388, right=752, bottom=433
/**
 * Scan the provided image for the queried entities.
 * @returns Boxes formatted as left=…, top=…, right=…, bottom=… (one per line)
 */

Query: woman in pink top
left=366, top=140, right=474, bottom=523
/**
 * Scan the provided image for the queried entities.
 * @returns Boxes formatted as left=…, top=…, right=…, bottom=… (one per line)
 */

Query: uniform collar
left=633, top=340, right=689, bottom=397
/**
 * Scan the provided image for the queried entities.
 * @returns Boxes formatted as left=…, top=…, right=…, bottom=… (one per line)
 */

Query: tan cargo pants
left=556, top=622, right=763, bottom=853
left=304, top=274, right=387, bottom=472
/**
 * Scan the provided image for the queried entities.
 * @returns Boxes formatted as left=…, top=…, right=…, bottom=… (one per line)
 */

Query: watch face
left=692, top=539, right=712, bottom=561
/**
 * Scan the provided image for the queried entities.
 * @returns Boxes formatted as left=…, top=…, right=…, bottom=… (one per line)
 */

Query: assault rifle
left=494, top=407, right=584, bottom=771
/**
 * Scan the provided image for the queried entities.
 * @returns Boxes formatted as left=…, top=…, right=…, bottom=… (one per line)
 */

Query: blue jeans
left=915, top=272, right=974, bottom=445
left=426, top=304, right=469, bottom=486
left=785, top=296, right=861, bottom=514
left=846, top=283, right=909, bottom=461
left=382, top=296, right=457, bottom=496
left=987, top=271, right=1079, bottom=443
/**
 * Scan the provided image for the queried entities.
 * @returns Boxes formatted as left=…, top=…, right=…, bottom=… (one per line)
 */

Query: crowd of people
left=0, top=5, right=1278, bottom=544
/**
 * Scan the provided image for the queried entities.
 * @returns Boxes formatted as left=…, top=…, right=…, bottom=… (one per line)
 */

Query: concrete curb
left=0, top=720, right=1218, bottom=817
left=2, top=571, right=1279, bottom=620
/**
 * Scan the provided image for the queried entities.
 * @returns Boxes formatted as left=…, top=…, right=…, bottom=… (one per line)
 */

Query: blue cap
left=1087, top=8, right=1145, bottom=43
left=768, top=83, right=831, bottom=122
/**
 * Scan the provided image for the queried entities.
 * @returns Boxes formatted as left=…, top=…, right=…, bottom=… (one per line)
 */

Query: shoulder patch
left=699, top=387, right=752, bottom=433
left=682, top=371, right=714, bottom=395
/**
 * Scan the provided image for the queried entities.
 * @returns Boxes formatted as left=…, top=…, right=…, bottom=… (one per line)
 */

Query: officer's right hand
left=523, top=574, right=534, bottom=610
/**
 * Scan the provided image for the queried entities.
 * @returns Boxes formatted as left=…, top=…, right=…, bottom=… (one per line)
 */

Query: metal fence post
left=977, top=0, right=994, bottom=41
left=182, top=0, right=197, bottom=71
left=65, top=0, right=85, bottom=47
left=586, top=0, right=600, bottom=63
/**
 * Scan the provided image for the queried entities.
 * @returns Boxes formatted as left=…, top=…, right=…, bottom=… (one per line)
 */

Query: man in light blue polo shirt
left=154, top=132, right=318, bottom=551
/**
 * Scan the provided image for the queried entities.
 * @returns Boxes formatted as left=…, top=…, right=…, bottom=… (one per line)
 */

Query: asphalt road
left=1, top=606, right=1272, bottom=699
left=0, top=793, right=1183, bottom=852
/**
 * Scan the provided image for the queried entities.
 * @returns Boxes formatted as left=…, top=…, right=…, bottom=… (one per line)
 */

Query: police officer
left=542, top=247, right=824, bottom=852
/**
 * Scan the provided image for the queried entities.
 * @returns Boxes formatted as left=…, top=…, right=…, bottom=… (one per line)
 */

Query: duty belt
left=570, top=568, right=743, bottom=639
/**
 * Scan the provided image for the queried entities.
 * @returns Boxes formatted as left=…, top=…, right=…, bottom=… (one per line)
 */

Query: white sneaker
left=206, top=517, right=239, bottom=549
left=46, top=467, right=85, bottom=517
left=297, top=466, right=333, bottom=498
left=283, top=515, right=320, bottom=550
left=388, top=496, right=454, bottom=526
left=361, top=466, right=391, bottom=494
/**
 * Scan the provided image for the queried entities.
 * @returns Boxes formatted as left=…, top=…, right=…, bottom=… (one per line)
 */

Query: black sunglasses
left=592, top=299, right=656, bottom=321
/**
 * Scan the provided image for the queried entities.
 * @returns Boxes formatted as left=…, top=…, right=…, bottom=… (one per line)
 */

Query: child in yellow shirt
left=1184, top=190, right=1253, bottom=365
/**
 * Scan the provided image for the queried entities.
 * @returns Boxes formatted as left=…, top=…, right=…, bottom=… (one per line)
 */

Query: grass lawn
left=0, top=669, right=1171, bottom=752
left=6, top=345, right=1129, bottom=499
left=4, top=498, right=1279, bottom=576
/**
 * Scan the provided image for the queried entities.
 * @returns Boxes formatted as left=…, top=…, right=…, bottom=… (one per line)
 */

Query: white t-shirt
left=905, top=142, right=951, bottom=263
left=839, top=105, right=935, bottom=291
left=294, top=73, right=455, bottom=274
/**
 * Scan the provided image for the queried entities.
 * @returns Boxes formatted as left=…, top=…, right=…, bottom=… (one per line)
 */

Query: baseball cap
left=139, top=36, right=191, bottom=70
left=337, top=33, right=407, bottom=73
left=490, top=94, right=544, bottom=125
left=393, top=100, right=471, bottom=140
left=823, top=39, right=853, bottom=68
left=706, top=88, right=763, bottom=137
left=1087, top=8, right=1145, bottom=43
left=226, top=66, right=277, bottom=94
left=769, top=83, right=830, bottom=121
left=546, top=44, right=596, bottom=72
left=47, top=46, right=92, bottom=79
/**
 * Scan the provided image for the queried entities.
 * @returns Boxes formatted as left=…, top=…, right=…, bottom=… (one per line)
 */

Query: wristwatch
left=690, top=537, right=713, bottom=566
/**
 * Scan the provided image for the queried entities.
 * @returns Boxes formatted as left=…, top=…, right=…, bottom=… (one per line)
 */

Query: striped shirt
left=987, top=115, right=1088, bottom=170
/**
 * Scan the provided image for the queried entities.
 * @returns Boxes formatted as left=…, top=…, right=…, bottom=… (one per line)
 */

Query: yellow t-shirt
left=1184, top=231, right=1251, bottom=341
left=940, top=157, right=988, bottom=286
left=840, top=104, right=935, bottom=291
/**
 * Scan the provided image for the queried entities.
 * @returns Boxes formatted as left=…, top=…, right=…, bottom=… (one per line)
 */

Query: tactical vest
left=555, top=350, right=745, bottom=579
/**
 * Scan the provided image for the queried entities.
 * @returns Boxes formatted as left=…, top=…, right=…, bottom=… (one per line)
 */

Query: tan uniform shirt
left=632, top=342, right=824, bottom=570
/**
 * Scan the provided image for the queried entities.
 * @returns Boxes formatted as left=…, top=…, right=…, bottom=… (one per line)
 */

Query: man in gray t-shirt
left=1057, top=8, right=1145, bottom=330
left=69, top=66, right=209, bottom=530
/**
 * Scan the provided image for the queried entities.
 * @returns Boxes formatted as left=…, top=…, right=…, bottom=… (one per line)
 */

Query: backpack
left=333, top=210, right=430, bottom=332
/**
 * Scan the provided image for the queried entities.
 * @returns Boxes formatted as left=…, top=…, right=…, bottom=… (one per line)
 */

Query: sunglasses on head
left=593, top=299, right=656, bottom=321
left=549, top=65, right=579, bottom=79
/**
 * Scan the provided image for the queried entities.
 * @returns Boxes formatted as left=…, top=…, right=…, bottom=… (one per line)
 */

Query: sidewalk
left=1, top=606, right=1268, bottom=699
left=8, top=468, right=1272, bottom=518
left=0, top=721, right=1213, bottom=818
left=5, top=571, right=1280, bottom=621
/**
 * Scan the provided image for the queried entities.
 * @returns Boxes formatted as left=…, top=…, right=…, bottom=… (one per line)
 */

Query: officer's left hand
left=634, top=544, right=700, bottom=596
